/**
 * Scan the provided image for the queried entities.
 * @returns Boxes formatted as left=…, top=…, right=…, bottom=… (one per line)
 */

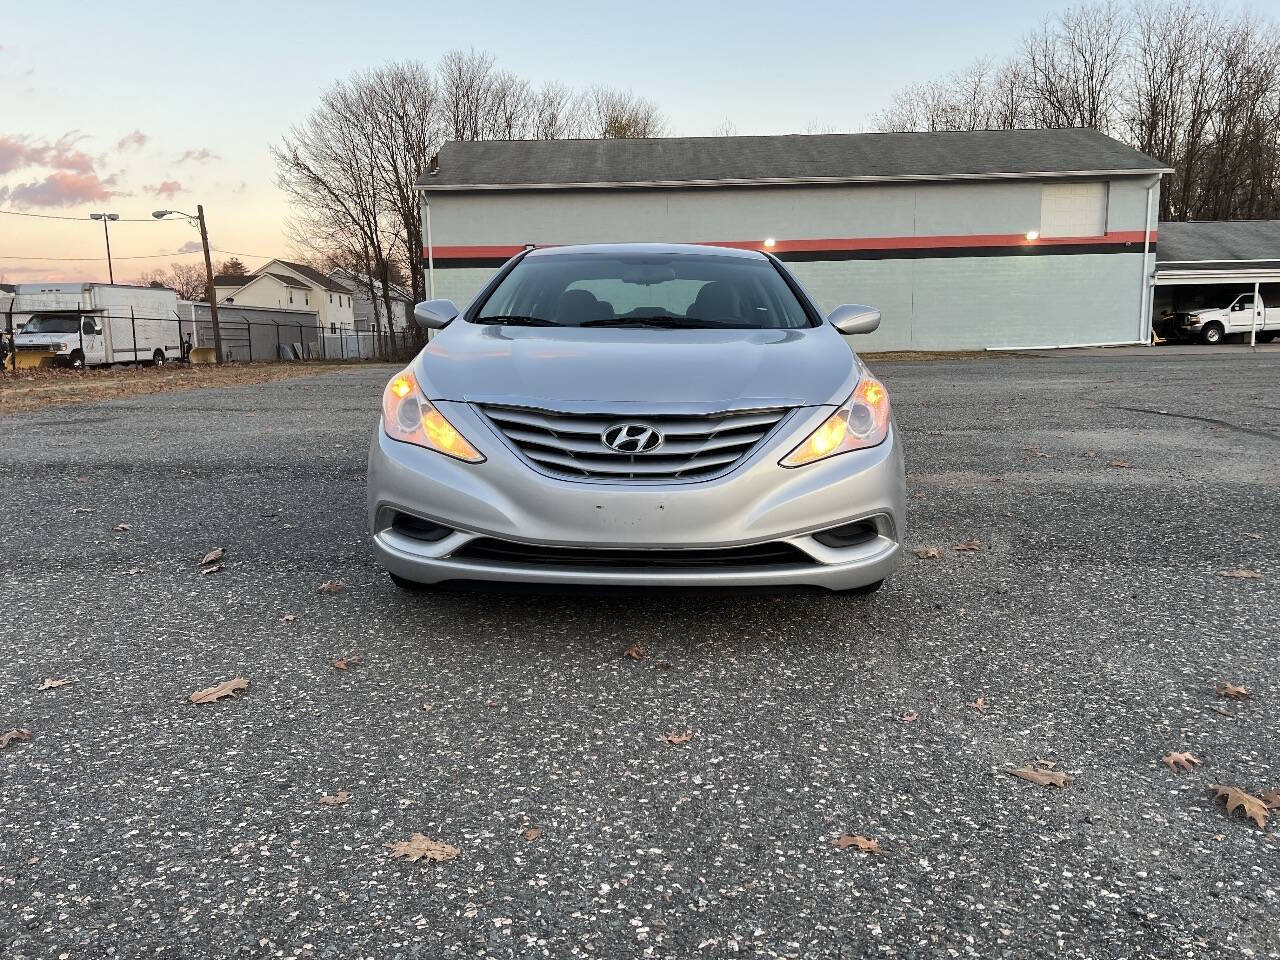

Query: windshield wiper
left=579, top=316, right=732, bottom=329
left=473, top=314, right=560, bottom=326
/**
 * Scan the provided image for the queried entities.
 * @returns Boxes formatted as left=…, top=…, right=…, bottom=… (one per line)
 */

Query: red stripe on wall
left=425, top=231, right=1154, bottom=260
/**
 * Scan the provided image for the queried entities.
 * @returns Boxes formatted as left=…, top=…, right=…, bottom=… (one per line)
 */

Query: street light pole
left=153, top=207, right=222, bottom=363
left=89, top=212, right=120, bottom=283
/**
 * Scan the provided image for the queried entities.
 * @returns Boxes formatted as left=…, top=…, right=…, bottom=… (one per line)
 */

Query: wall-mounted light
left=763, top=237, right=776, bottom=248
left=1025, top=230, right=1040, bottom=241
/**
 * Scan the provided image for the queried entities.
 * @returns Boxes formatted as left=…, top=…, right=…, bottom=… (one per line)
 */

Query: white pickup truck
left=1176, top=293, right=1280, bottom=344
left=10, top=283, right=182, bottom=369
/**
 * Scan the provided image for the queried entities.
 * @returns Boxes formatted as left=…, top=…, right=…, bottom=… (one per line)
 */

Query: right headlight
left=381, top=367, right=484, bottom=463
left=780, top=374, right=891, bottom=467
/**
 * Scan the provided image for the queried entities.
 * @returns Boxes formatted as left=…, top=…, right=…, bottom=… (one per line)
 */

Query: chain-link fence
left=2, top=304, right=423, bottom=373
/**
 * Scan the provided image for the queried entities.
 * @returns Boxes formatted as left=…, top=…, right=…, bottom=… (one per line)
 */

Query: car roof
left=525, top=242, right=768, bottom=261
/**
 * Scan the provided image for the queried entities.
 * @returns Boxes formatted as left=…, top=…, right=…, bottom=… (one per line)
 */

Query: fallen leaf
left=621, top=643, right=647, bottom=661
left=912, top=546, right=941, bottom=559
left=332, top=654, right=363, bottom=670
left=1260, top=788, right=1280, bottom=810
left=113, top=523, right=131, bottom=532
left=1210, top=705, right=1234, bottom=717
left=1244, top=532, right=1262, bottom=540
left=1217, top=682, right=1252, bottom=700
left=900, top=711, right=919, bottom=723
left=1219, top=569, right=1262, bottom=579
left=1009, top=765, right=1070, bottom=788
left=389, top=833, right=459, bottom=863
left=317, top=581, right=345, bottom=594
left=1211, top=784, right=1269, bottom=829
left=971, top=696, right=989, bottom=714
left=200, top=547, right=225, bottom=567
left=660, top=729, right=693, bottom=746
left=38, top=678, right=73, bottom=691
left=319, top=790, right=350, bottom=806
left=422, top=703, right=435, bottom=713
left=281, top=613, right=296, bottom=622
left=1110, top=460, right=1132, bottom=468
left=1162, top=751, right=1201, bottom=773
left=200, top=563, right=223, bottom=576
left=954, top=540, right=982, bottom=552
left=189, top=677, right=249, bottom=704
left=123, top=567, right=144, bottom=576
left=0, top=729, right=31, bottom=749
left=523, top=828, right=542, bottom=841
left=834, top=834, right=881, bottom=854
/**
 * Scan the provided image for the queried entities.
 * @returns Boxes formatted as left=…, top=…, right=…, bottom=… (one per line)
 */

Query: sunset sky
left=1, top=0, right=1223, bottom=284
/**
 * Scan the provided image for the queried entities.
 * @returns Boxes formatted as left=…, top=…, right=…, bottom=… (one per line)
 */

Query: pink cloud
left=117, top=129, right=148, bottom=150
left=149, top=179, right=183, bottom=197
left=0, top=133, right=95, bottom=174
left=177, top=147, right=219, bottom=164
left=6, top=171, right=119, bottom=208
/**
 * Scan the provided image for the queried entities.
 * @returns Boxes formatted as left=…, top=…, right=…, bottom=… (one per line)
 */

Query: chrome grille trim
left=477, top=404, right=792, bottom=482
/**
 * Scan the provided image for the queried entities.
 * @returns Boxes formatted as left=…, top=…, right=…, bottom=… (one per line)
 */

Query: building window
left=305, top=292, right=310, bottom=306
left=1040, top=182, right=1108, bottom=238
left=330, top=322, right=337, bottom=334
left=289, top=290, right=294, bottom=304
left=328, top=293, right=333, bottom=303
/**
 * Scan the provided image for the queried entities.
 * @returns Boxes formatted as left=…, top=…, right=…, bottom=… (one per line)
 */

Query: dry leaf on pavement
left=332, top=654, right=363, bottom=670
left=201, top=564, right=223, bottom=575
left=621, top=643, right=648, bottom=661
left=660, top=729, right=693, bottom=746
left=38, top=678, right=73, bottom=691
left=281, top=613, right=296, bottom=622
left=189, top=677, right=249, bottom=704
left=954, top=540, right=982, bottom=552
left=389, top=833, right=459, bottom=863
left=1219, top=569, right=1262, bottom=579
left=123, top=567, right=144, bottom=576
left=971, top=696, right=989, bottom=714
left=319, top=790, right=350, bottom=806
left=200, top=547, right=225, bottom=567
left=912, top=546, right=941, bottom=559
left=1162, top=751, right=1201, bottom=773
left=1110, top=460, right=1132, bottom=468
left=1260, top=788, right=1280, bottom=810
left=1009, top=765, right=1070, bottom=788
left=523, top=828, right=542, bottom=841
left=900, top=711, right=919, bottom=723
left=113, top=523, right=131, bottom=532
left=1211, top=784, right=1269, bottom=829
left=0, top=729, right=32, bottom=749
left=317, top=581, right=346, bottom=594
left=834, top=834, right=881, bottom=854
left=1217, top=682, right=1252, bottom=700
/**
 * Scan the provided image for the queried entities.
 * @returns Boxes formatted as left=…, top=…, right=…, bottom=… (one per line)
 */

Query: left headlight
left=780, top=374, right=891, bottom=467
left=381, top=367, right=485, bottom=463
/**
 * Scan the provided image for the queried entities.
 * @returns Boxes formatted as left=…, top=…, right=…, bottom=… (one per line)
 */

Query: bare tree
left=872, top=58, right=1028, bottom=132
left=580, top=86, right=667, bottom=138
left=531, top=82, right=583, bottom=139
left=135, top=262, right=208, bottom=300
left=1022, top=1, right=1129, bottom=130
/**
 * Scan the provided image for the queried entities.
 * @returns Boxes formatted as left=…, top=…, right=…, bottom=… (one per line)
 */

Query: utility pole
left=196, top=205, right=223, bottom=362
left=89, top=212, right=120, bottom=283
left=153, top=206, right=222, bottom=363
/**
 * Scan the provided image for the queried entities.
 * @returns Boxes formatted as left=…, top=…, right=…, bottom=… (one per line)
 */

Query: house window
left=289, top=291, right=294, bottom=304
left=328, top=293, right=333, bottom=303
left=305, top=292, right=310, bottom=306
left=330, top=322, right=337, bottom=334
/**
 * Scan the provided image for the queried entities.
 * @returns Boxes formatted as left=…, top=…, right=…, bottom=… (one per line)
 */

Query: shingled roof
left=1157, top=220, right=1280, bottom=264
left=419, top=129, right=1168, bottom=191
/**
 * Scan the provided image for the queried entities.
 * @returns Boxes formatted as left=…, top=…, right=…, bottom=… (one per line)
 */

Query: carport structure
left=1154, top=220, right=1280, bottom=344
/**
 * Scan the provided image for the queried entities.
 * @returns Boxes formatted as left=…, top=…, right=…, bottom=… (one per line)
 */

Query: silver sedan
left=367, top=243, right=905, bottom=593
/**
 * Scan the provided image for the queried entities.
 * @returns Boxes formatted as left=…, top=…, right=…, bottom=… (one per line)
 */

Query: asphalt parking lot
left=1, top=352, right=1277, bottom=959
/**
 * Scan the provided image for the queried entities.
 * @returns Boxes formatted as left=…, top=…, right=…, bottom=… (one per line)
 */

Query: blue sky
left=3, top=0, right=1273, bottom=281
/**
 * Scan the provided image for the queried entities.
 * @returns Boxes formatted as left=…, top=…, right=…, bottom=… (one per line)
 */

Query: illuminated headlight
left=780, top=375, right=891, bottom=467
left=381, top=367, right=484, bottom=463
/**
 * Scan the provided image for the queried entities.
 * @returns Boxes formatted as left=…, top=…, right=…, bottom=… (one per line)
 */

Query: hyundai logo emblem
left=601, top=422, right=663, bottom=454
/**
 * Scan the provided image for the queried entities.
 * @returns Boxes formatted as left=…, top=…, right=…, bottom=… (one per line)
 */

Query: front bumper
left=367, top=400, right=906, bottom=591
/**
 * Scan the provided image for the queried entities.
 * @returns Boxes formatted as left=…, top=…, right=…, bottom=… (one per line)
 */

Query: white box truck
left=9, top=283, right=182, bottom=369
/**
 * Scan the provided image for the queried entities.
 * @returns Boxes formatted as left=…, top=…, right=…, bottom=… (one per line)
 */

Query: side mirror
left=414, top=298, right=459, bottom=330
left=828, top=304, right=881, bottom=336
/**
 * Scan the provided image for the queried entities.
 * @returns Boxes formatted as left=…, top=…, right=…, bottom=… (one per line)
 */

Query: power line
left=0, top=209, right=179, bottom=223
left=0, top=251, right=202, bottom=261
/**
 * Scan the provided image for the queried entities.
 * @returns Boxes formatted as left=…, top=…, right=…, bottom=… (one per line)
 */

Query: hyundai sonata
left=368, top=243, right=904, bottom=593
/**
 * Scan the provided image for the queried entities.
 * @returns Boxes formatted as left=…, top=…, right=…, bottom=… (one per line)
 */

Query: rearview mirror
left=828, top=304, right=881, bottom=336
left=414, top=299, right=458, bottom=330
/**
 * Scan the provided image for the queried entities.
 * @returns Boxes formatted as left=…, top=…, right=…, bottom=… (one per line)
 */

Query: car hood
left=15, top=332, right=73, bottom=345
left=414, top=321, right=858, bottom=411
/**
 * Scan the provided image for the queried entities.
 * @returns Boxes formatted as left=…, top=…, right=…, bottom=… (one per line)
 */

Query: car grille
left=451, top=537, right=811, bottom=569
left=476, top=404, right=792, bottom=482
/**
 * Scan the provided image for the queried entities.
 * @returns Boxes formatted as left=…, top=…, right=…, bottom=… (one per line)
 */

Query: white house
left=216, top=259, right=356, bottom=333
left=329, top=267, right=412, bottom=334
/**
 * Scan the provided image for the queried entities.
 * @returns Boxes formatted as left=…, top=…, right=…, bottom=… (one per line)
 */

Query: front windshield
left=23, top=313, right=82, bottom=334
left=474, top=252, right=816, bottom=329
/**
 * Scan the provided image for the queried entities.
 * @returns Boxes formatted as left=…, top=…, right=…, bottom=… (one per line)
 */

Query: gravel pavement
left=0, top=351, right=1277, bottom=959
